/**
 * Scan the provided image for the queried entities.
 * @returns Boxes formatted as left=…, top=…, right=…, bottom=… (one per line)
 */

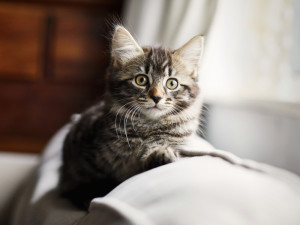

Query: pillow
left=10, top=124, right=300, bottom=225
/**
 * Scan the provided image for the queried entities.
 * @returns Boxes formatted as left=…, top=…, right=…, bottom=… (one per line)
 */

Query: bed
left=3, top=124, right=300, bottom=225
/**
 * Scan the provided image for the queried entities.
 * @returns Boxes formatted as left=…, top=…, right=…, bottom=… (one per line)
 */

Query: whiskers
left=114, top=100, right=142, bottom=148
left=197, top=104, right=209, bottom=138
left=114, top=100, right=202, bottom=148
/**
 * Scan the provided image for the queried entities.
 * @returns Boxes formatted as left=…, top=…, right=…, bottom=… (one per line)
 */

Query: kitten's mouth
left=147, top=105, right=161, bottom=110
left=143, top=104, right=168, bottom=118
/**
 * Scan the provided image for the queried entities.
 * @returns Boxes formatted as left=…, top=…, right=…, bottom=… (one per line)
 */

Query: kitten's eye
left=166, top=78, right=178, bottom=90
left=135, top=75, right=149, bottom=86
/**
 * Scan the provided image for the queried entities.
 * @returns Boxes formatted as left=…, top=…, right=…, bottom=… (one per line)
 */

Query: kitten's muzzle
left=151, top=95, right=162, bottom=104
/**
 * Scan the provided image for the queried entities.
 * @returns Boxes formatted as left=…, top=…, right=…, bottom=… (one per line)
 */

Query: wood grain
left=53, top=8, right=109, bottom=83
left=0, top=4, right=45, bottom=81
left=0, top=0, right=123, bottom=153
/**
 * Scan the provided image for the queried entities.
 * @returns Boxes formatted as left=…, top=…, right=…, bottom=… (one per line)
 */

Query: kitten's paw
left=144, top=147, right=179, bottom=170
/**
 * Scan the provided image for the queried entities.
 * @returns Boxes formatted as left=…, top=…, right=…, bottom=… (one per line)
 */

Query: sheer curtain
left=123, top=0, right=300, bottom=103
left=201, top=0, right=300, bottom=103
left=123, top=0, right=217, bottom=49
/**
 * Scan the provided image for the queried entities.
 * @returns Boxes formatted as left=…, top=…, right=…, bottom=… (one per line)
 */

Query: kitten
left=59, top=26, right=204, bottom=209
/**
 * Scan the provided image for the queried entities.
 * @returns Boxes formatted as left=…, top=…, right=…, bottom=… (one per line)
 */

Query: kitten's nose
left=151, top=96, right=162, bottom=104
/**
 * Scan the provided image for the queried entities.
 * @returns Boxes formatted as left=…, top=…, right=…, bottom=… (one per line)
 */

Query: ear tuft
left=111, top=26, right=144, bottom=66
left=174, top=36, right=204, bottom=70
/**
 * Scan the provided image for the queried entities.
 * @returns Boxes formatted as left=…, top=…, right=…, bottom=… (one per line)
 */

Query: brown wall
left=0, top=0, right=124, bottom=153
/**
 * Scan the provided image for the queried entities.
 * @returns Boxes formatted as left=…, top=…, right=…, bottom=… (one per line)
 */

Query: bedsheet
left=10, top=124, right=300, bottom=225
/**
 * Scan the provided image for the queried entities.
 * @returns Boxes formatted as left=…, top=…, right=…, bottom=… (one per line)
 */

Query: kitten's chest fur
left=63, top=99, right=200, bottom=182
left=115, top=110, right=197, bottom=147
left=99, top=100, right=198, bottom=153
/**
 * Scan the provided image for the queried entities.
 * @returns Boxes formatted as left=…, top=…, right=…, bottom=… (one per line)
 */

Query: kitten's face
left=110, top=48, right=199, bottom=119
left=109, top=26, right=203, bottom=120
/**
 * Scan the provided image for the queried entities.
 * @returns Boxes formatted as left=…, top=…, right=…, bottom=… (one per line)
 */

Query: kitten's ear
left=111, top=26, right=144, bottom=66
left=174, top=36, right=204, bottom=76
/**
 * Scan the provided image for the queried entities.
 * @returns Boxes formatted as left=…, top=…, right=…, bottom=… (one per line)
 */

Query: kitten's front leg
left=143, top=145, right=180, bottom=170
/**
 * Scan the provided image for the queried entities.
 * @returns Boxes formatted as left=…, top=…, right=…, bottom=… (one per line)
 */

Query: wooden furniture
left=0, top=0, right=124, bottom=153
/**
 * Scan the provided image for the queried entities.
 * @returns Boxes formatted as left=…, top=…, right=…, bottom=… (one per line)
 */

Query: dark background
left=0, top=0, right=124, bottom=153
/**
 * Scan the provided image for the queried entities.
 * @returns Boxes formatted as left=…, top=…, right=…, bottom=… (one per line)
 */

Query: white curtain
left=201, top=0, right=300, bottom=103
left=123, top=0, right=300, bottom=103
left=123, top=0, right=217, bottom=49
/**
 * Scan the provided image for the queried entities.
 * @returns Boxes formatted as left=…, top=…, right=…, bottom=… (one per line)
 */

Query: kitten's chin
left=142, top=107, right=167, bottom=119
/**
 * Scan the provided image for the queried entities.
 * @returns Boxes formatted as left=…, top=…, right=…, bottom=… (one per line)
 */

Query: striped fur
left=59, top=26, right=204, bottom=209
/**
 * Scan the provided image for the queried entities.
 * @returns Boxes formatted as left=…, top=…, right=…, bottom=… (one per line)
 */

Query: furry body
left=59, top=26, right=204, bottom=208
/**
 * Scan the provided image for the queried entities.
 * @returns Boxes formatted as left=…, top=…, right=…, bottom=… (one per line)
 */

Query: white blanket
left=10, top=125, right=300, bottom=225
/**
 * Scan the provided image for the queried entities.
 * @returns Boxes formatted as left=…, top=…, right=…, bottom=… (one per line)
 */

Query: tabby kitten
left=59, top=26, right=204, bottom=208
